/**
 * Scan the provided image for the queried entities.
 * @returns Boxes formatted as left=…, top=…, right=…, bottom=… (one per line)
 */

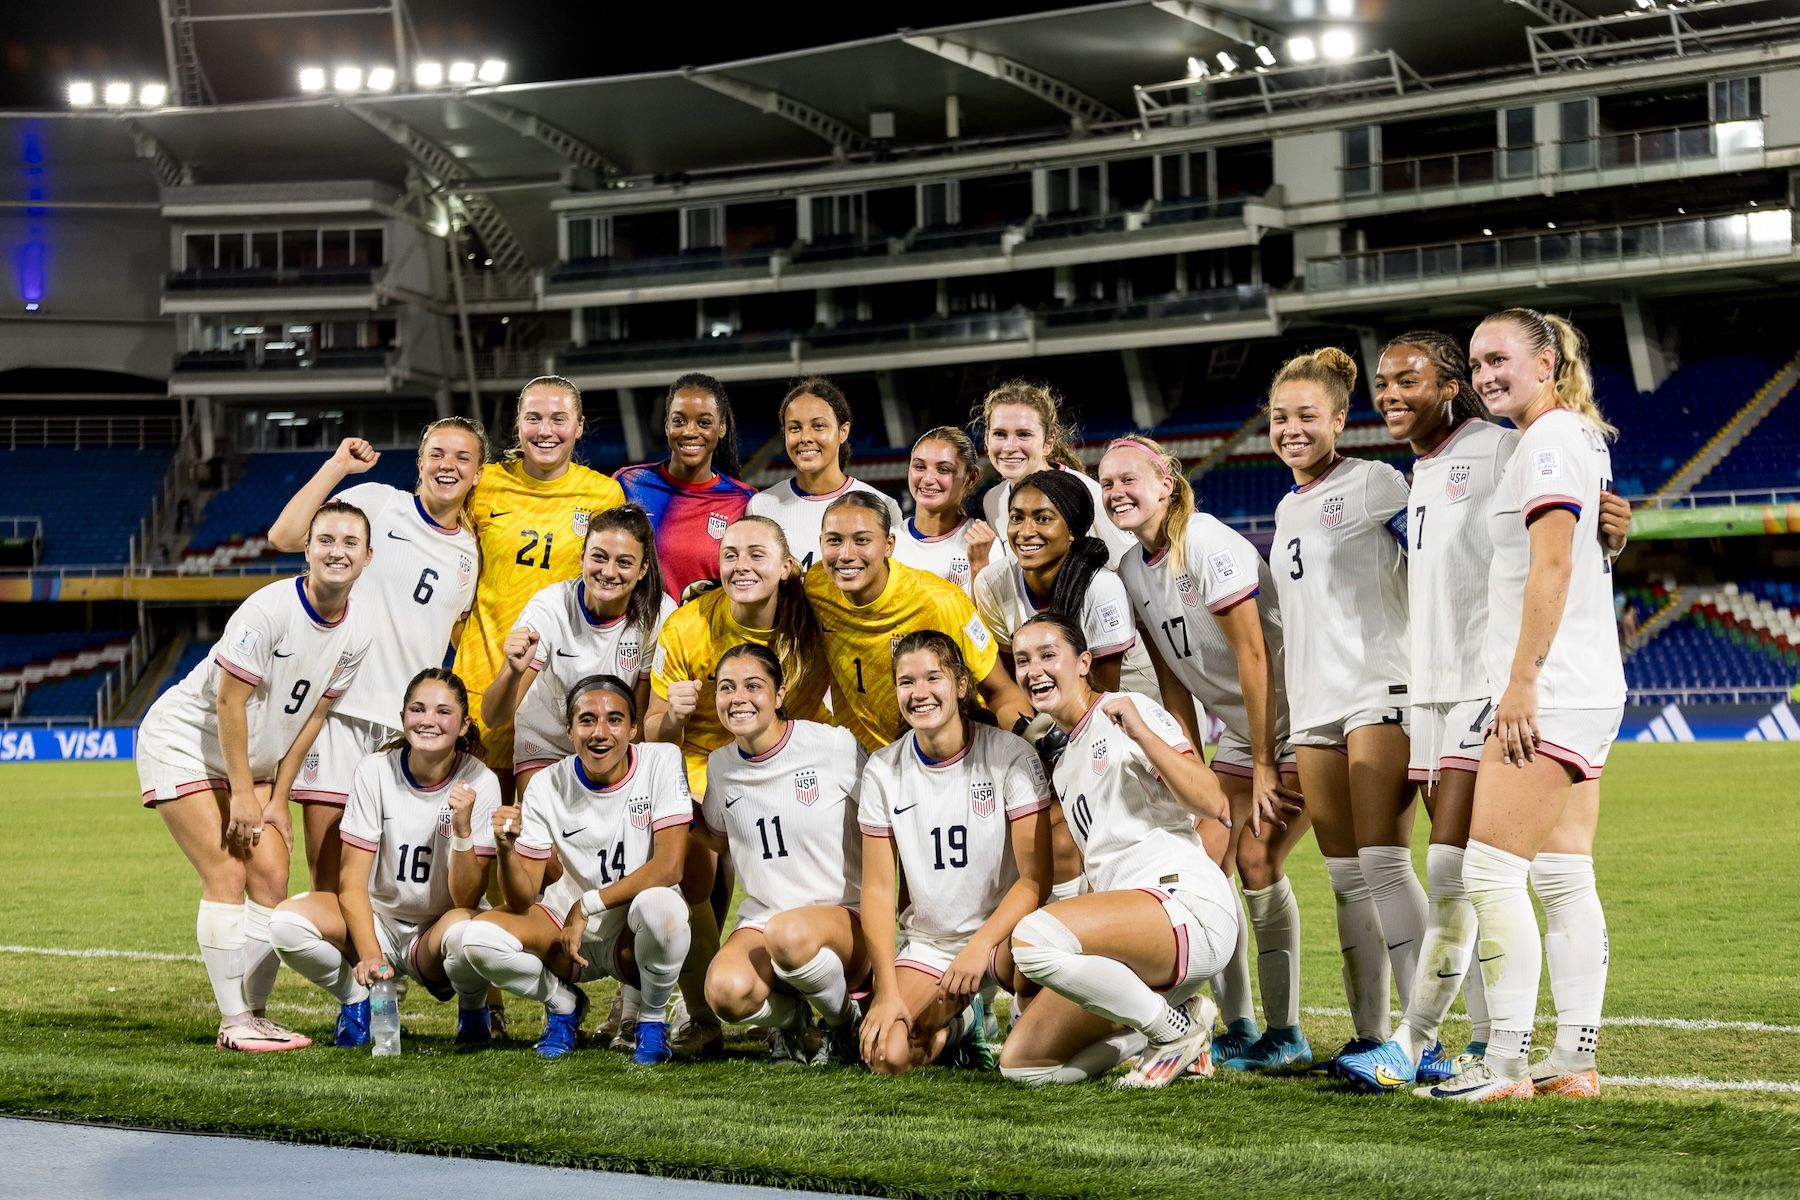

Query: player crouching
left=270, top=669, right=501, bottom=1046
left=445, top=676, right=693, bottom=1061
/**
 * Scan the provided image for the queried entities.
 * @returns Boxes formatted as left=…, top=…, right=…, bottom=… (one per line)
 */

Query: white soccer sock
left=1243, top=876, right=1302, bottom=1030
left=1396, top=845, right=1478, bottom=1062
left=1208, top=893, right=1256, bottom=1027
left=240, top=899, right=281, bottom=1013
left=437, top=920, right=488, bottom=1008
left=196, top=899, right=249, bottom=1020
left=742, top=990, right=804, bottom=1032
left=1000, top=1030, right=1148, bottom=1086
left=1324, top=857, right=1391, bottom=1041
left=1010, top=909, right=1168, bottom=1036
left=626, top=887, right=691, bottom=1014
left=618, top=985, right=644, bottom=1025
left=773, top=946, right=855, bottom=1027
left=268, top=909, right=366, bottom=1005
left=454, top=921, right=576, bottom=1014
left=1463, top=840, right=1537, bottom=1080
left=1358, top=844, right=1428, bottom=1014
left=1532, top=852, right=1607, bottom=1071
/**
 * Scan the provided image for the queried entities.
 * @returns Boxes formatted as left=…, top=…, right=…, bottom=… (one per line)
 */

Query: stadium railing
left=0, top=416, right=182, bottom=451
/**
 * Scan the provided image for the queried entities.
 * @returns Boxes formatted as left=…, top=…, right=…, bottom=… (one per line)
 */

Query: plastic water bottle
left=370, top=978, right=402, bottom=1057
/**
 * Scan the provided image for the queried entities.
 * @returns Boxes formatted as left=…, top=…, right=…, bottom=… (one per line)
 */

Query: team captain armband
left=1383, top=508, right=1408, bottom=549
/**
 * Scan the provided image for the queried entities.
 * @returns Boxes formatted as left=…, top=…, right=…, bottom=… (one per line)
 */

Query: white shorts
left=512, top=718, right=571, bottom=774
left=1410, top=697, right=1494, bottom=782
left=1290, top=704, right=1410, bottom=750
left=894, top=931, right=999, bottom=989
left=1528, top=706, right=1624, bottom=782
left=534, top=875, right=649, bottom=985
left=136, top=748, right=267, bottom=808
left=1208, top=728, right=1297, bottom=779
left=297, top=712, right=395, bottom=807
left=729, top=902, right=860, bottom=939
left=373, top=909, right=454, bottom=1001
left=1134, top=885, right=1237, bottom=1005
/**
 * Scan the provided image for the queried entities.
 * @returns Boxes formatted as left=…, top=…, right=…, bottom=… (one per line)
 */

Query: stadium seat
left=0, top=448, right=173, bottom=566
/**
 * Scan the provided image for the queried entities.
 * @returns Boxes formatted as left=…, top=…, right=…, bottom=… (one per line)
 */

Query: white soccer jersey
left=1483, top=410, right=1626, bottom=711
left=892, top=517, right=977, bottom=596
left=511, top=581, right=676, bottom=768
left=1271, top=457, right=1412, bottom=732
left=338, top=749, right=501, bottom=925
left=700, top=720, right=866, bottom=928
left=515, top=742, right=693, bottom=893
left=974, top=560, right=1138, bottom=660
left=140, top=576, right=369, bottom=780
left=1118, top=513, right=1289, bottom=745
left=1050, top=691, right=1233, bottom=913
left=982, top=466, right=1137, bottom=571
left=857, top=723, right=1052, bottom=945
left=331, top=483, right=477, bottom=729
left=1407, top=420, right=1518, bottom=706
left=746, top=476, right=903, bottom=572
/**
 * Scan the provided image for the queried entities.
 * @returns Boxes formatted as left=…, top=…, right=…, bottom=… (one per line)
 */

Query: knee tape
left=1010, top=909, right=1081, bottom=983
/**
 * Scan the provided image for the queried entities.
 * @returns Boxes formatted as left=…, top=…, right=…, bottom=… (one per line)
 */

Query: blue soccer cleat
left=1338, top=1038, right=1418, bottom=1092
left=1210, top=1017, right=1261, bottom=1066
left=334, top=998, right=371, bottom=1048
left=1415, top=1040, right=1457, bottom=1083
left=535, top=986, right=588, bottom=1060
left=632, top=1018, right=672, bottom=1065
left=455, top=1004, right=492, bottom=1047
left=1222, top=1025, right=1313, bottom=1072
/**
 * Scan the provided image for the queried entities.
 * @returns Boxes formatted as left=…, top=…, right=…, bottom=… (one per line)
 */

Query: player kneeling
left=445, top=676, right=693, bottom=1061
left=998, top=614, right=1241, bottom=1088
left=857, top=632, right=1053, bottom=1075
left=270, top=669, right=500, bottom=1046
left=697, top=645, right=870, bottom=1066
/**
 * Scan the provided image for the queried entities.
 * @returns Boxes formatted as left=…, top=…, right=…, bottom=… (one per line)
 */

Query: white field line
left=1298, top=1005, right=1800, bottom=1036
left=0, top=944, right=200, bottom=963
left=1608, top=1075, right=1800, bottom=1094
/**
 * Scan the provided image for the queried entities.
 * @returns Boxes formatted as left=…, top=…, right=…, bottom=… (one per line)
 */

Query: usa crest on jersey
left=436, top=803, right=454, bottom=836
left=619, top=639, right=641, bottom=675
left=1446, top=464, right=1470, bottom=501
left=949, top=556, right=969, bottom=587
left=970, top=779, right=996, bottom=818
left=572, top=509, right=591, bottom=536
left=629, top=796, right=652, bottom=829
left=707, top=512, right=728, bottom=539
left=794, top=770, right=819, bottom=806
left=1090, top=738, right=1109, bottom=775
left=1319, top=497, right=1344, bottom=529
left=1176, top=573, right=1201, bottom=610
left=301, top=751, right=320, bottom=785
left=458, top=554, right=474, bottom=586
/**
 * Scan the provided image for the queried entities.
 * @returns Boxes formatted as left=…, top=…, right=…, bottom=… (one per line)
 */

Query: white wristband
left=581, top=888, right=608, bottom=918
left=449, top=834, right=474, bottom=853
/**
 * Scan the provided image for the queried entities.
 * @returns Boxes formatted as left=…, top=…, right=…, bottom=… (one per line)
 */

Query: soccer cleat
left=1530, top=1051, right=1601, bottom=1097
left=631, top=1018, right=672, bottom=1065
left=769, top=1010, right=811, bottom=1067
left=333, top=999, right=371, bottom=1048
left=671, top=1018, right=725, bottom=1060
left=1222, top=1025, right=1313, bottom=1072
left=1210, top=1017, right=1261, bottom=1066
left=940, top=996, right=998, bottom=1071
left=535, top=986, right=588, bottom=1060
left=1337, top=1038, right=1417, bottom=1092
left=1116, top=996, right=1217, bottom=1089
left=810, top=1019, right=861, bottom=1068
left=610, top=1017, right=638, bottom=1052
left=217, top=1016, right=312, bottom=1053
left=1311, top=1036, right=1383, bottom=1078
left=596, top=991, right=624, bottom=1044
left=455, top=1004, right=492, bottom=1046
left=1416, top=1040, right=1458, bottom=1083
left=1414, top=1057, right=1536, bottom=1102
left=487, top=1004, right=509, bottom=1042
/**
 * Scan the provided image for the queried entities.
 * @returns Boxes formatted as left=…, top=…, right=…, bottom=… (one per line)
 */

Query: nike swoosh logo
left=1458, top=736, right=1486, bottom=750
left=1257, top=949, right=1282, bottom=957
left=723, top=795, right=744, bottom=809
left=1435, top=969, right=1462, bottom=979
left=555, top=649, right=579, bottom=658
left=893, top=803, right=917, bottom=814
left=489, top=510, right=512, bottom=518
left=272, top=650, right=292, bottom=658
left=1387, top=940, right=1413, bottom=951
left=1477, top=953, right=1502, bottom=963
left=386, top=531, right=410, bottom=542
left=560, top=826, right=585, bottom=838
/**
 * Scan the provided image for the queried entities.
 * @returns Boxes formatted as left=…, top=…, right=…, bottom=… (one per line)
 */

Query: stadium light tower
left=158, top=0, right=416, bottom=106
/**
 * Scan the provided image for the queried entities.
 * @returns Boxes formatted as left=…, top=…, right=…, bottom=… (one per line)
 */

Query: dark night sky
left=1, top=0, right=1094, bottom=108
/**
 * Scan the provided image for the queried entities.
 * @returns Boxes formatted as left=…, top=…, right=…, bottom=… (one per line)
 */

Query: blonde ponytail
left=1486, top=308, right=1616, bottom=440
left=1269, top=346, right=1358, bottom=416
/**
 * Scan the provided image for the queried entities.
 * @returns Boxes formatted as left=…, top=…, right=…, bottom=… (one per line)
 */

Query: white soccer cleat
left=1413, top=1056, right=1535, bottom=1102
left=1115, top=995, right=1217, bottom=1089
left=216, top=1016, right=313, bottom=1053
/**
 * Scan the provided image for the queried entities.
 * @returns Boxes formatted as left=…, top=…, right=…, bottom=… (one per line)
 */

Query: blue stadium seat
left=187, top=451, right=418, bottom=556
left=1626, top=618, right=1795, bottom=697
left=0, top=448, right=173, bottom=566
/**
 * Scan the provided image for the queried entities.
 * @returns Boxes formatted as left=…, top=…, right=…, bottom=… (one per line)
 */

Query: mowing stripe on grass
left=1298, top=1005, right=1800, bottom=1036
left=1610, top=1076, right=1800, bottom=1094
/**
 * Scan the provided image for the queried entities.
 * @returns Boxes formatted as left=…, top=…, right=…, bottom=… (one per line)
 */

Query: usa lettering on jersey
left=1090, top=738, right=1109, bottom=775
left=572, top=509, right=590, bottom=535
left=795, top=769, right=819, bottom=806
left=1445, top=464, right=1470, bottom=501
left=1320, top=498, right=1345, bottom=529
left=970, top=779, right=995, bottom=818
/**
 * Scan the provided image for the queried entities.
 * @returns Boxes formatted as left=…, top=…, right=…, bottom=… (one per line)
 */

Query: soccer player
left=892, top=426, right=995, bottom=597
left=1269, top=347, right=1427, bottom=1074
left=481, top=505, right=675, bottom=793
left=137, top=500, right=372, bottom=1052
left=976, top=380, right=1134, bottom=569
left=996, top=614, right=1239, bottom=1088
left=445, top=676, right=693, bottom=1062
left=644, top=514, right=831, bottom=1056
left=696, top=645, right=870, bottom=1065
left=803, top=491, right=1031, bottom=751
left=266, top=422, right=484, bottom=892
left=614, top=373, right=756, bottom=600
left=858, top=632, right=1053, bottom=1076
left=453, top=376, right=627, bottom=796
left=746, top=376, right=902, bottom=572
left=1419, top=309, right=1624, bottom=1103
left=1097, top=434, right=1309, bottom=1071
left=269, top=669, right=501, bottom=1046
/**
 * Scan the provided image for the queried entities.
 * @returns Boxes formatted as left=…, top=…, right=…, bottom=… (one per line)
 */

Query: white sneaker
left=1413, top=1056, right=1536, bottom=1102
left=217, top=1016, right=312, bottom=1053
left=1115, top=996, right=1217, bottom=1089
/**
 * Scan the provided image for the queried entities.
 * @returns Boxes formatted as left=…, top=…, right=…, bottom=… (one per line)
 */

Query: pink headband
left=1109, top=437, right=1173, bottom=480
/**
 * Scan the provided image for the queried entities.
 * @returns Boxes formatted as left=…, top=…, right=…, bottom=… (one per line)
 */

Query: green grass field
left=2, top=744, right=1797, bottom=1198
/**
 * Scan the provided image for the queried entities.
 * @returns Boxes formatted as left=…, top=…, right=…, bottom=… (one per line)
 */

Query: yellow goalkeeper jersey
left=454, top=459, right=625, bottom=766
left=803, top=558, right=999, bottom=752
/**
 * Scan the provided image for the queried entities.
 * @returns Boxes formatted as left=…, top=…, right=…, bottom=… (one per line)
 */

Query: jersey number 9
left=283, top=679, right=311, bottom=715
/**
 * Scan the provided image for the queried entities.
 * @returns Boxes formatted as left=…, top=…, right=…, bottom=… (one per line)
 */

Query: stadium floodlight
left=366, top=66, right=396, bottom=92
left=1324, top=0, right=1354, bottom=15
left=1216, top=50, right=1238, bottom=72
left=103, top=81, right=132, bottom=106
left=448, top=60, right=477, bottom=84
left=67, top=81, right=96, bottom=107
left=138, top=82, right=168, bottom=108
left=334, top=66, right=363, bottom=93
left=1287, top=36, right=1317, bottom=63
left=298, top=66, right=327, bottom=92
left=1186, top=56, right=1205, bottom=79
left=1321, top=29, right=1356, bottom=59
left=477, top=59, right=507, bottom=84
left=415, top=60, right=445, bottom=87
left=1254, top=45, right=1277, bottom=67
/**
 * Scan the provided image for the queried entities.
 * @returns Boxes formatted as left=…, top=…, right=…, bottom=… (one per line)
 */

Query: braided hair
left=1011, top=469, right=1110, bottom=625
left=1382, top=329, right=1489, bottom=430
